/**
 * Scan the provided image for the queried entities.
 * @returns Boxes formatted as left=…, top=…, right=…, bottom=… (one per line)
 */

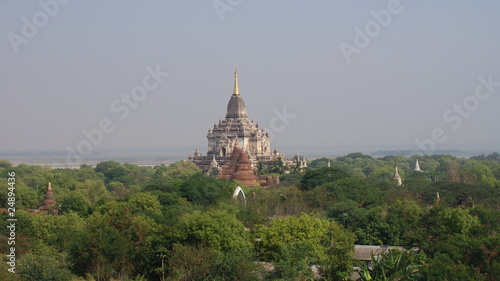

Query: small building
left=353, top=245, right=406, bottom=268
left=352, top=245, right=419, bottom=280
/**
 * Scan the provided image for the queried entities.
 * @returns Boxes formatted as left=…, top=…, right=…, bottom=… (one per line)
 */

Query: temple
left=190, top=69, right=289, bottom=178
left=37, top=182, right=58, bottom=215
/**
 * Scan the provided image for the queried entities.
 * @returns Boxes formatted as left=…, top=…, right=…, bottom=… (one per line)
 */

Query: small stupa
left=393, top=164, right=402, bottom=186
left=218, top=140, right=259, bottom=186
left=38, top=182, right=58, bottom=215
left=413, top=159, right=423, bottom=172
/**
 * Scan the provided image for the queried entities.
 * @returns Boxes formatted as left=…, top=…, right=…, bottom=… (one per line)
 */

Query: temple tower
left=413, top=159, right=423, bottom=172
left=191, top=68, right=287, bottom=173
left=206, top=69, right=271, bottom=158
left=393, top=164, right=402, bottom=186
left=38, top=182, right=58, bottom=215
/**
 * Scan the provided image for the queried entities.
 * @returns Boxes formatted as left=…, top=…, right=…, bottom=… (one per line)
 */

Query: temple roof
left=226, top=70, right=248, bottom=119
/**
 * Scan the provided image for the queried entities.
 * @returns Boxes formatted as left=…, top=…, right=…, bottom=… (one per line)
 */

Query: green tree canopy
left=301, top=167, right=350, bottom=191
left=180, top=174, right=235, bottom=206
left=322, top=176, right=383, bottom=206
left=179, top=209, right=252, bottom=252
left=70, top=201, right=158, bottom=280
left=254, top=213, right=352, bottom=263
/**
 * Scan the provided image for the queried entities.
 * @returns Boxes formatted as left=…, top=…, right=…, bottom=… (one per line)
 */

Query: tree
left=166, top=244, right=215, bottom=281
left=166, top=244, right=260, bottom=281
left=300, top=167, right=350, bottom=191
left=437, top=207, right=480, bottom=235
left=272, top=242, right=316, bottom=280
left=471, top=164, right=500, bottom=187
left=179, top=209, right=252, bottom=252
left=420, top=253, right=481, bottom=281
left=0, top=180, right=39, bottom=209
left=59, top=190, right=91, bottom=216
left=267, top=157, right=288, bottom=175
left=320, top=231, right=355, bottom=281
left=356, top=249, right=420, bottom=281
left=31, top=212, right=85, bottom=252
left=336, top=153, right=384, bottom=177
left=370, top=166, right=398, bottom=184
left=95, top=160, right=121, bottom=174
left=0, top=159, right=13, bottom=168
left=257, top=161, right=264, bottom=175
left=70, top=201, right=157, bottom=280
left=353, top=206, right=396, bottom=245
left=254, top=213, right=352, bottom=263
left=280, top=173, right=303, bottom=187
left=12, top=164, right=52, bottom=189
left=128, top=192, right=162, bottom=214
left=328, top=200, right=366, bottom=229
left=208, top=249, right=261, bottom=281
left=78, top=179, right=110, bottom=205
left=18, top=252, right=75, bottom=281
left=159, top=161, right=202, bottom=181
left=309, top=157, right=332, bottom=169
left=108, top=181, right=131, bottom=201
left=322, top=176, right=383, bottom=206
left=385, top=200, right=424, bottom=245
left=180, top=174, right=234, bottom=206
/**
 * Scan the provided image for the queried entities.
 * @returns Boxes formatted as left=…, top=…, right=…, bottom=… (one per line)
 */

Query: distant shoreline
left=1, top=147, right=498, bottom=168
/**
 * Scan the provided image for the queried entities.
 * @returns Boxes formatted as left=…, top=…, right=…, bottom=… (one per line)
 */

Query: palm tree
left=268, top=157, right=287, bottom=175
left=355, top=249, right=420, bottom=281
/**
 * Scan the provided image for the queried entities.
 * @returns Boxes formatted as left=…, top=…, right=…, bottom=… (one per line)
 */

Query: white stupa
left=393, top=164, right=402, bottom=186
left=413, top=159, right=423, bottom=172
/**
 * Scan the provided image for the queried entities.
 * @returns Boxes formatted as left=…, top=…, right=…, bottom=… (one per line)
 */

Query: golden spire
left=233, top=65, right=240, bottom=95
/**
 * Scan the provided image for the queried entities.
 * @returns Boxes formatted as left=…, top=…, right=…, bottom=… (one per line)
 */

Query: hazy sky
left=1, top=1, right=500, bottom=156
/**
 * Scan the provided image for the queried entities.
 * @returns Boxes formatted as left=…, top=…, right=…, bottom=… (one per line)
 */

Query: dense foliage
left=0, top=152, right=498, bottom=280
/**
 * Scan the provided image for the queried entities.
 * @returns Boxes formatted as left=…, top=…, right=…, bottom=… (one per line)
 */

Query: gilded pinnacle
left=233, top=68, right=240, bottom=95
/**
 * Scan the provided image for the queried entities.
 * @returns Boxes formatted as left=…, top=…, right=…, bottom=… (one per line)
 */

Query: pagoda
left=38, top=182, right=58, bottom=215
left=393, top=164, right=403, bottom=186
left=190, top=68, right=288, bottom=173
left=218, top=141, right=260, bottom=186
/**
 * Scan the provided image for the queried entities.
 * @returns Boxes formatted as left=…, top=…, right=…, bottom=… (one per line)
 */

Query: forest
left=0, top=152, right=499, bottom=281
